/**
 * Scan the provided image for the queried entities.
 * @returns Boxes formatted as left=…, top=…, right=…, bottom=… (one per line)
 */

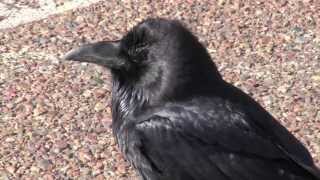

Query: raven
left=64, top=18, right=320, bottom=180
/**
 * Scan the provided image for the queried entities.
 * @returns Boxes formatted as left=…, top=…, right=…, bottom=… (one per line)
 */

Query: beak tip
left=62, top=54, right=72, bottom=61
left=62, top=48, right=80, bottom=61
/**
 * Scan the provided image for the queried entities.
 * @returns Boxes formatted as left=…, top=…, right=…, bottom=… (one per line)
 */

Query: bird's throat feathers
left=111, top=73, right=152, bottom=132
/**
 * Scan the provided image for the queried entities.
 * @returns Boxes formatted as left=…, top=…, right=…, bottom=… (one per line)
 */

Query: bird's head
left=64, top=18, right=222, bottom=102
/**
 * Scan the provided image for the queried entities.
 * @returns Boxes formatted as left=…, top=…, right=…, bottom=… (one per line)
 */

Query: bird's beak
left=63, top=41, right=128, bottom=69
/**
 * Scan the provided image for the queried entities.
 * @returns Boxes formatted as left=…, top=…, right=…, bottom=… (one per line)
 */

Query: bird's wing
left=122, top=101, right=319, bottom=180
left=222, top=83, right=316, bottom=168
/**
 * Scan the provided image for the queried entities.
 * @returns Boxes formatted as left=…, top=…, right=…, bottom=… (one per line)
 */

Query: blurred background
left=0, top=0, right=319, bottom=179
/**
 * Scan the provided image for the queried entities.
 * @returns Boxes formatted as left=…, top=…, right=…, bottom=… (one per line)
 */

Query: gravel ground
left=0, top=0, right=319, bottom=179
left=0, top=0, right=103, bottom=29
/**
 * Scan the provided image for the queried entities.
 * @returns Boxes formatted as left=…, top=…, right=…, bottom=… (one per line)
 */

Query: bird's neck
left=110, top=77, right=150, bottom=133
left=109, top=64, right=224, bottom=133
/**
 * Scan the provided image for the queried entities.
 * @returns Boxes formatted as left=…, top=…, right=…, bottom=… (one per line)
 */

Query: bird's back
left=116, top=91, right=320, bottom=180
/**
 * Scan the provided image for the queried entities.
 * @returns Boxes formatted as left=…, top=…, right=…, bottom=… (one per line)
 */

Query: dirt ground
left=0, top=0, right=319, bottom=179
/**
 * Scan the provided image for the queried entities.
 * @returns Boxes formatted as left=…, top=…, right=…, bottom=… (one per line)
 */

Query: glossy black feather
left=65, top=18, right=320, bottom=180
left=118, top=97, right=318, bottom=180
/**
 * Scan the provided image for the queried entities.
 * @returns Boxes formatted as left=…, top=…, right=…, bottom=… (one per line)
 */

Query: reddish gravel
left=0, top=0, right=319, bottom=179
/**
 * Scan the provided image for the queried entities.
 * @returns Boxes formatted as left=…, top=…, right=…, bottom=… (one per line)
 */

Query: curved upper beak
left=63, top=40, right=127, bottom=69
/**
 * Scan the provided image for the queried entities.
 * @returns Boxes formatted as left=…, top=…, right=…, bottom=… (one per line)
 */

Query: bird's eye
left=126, top=42, right=149, bottom=63
left=135, top=42, right=148, bottom=52
left=128, top=42, right=148, bottom=56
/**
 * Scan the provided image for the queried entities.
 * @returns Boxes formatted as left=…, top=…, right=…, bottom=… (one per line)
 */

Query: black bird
left=64, top=18, right=320, bottom=180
